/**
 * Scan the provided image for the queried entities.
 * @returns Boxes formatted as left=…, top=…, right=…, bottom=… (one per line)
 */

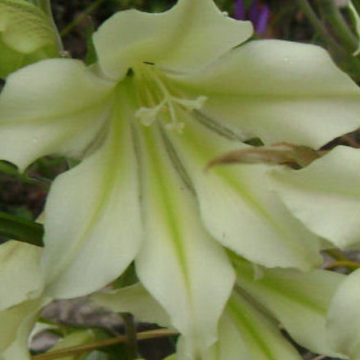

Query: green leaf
left=0, top=212, right=43, bottom=247
left=0, top=160, right=19, bottom=176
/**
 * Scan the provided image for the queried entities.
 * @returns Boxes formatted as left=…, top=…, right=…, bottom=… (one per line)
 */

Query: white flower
left=271, top=145, right=360, bottom=249
left=326, top=268, right=360, bottom=360
left=0, top=241, right=48, bottom=360
left=93, top=260, right=345, bottom=360
left=1, top=0, right=360, bottom=357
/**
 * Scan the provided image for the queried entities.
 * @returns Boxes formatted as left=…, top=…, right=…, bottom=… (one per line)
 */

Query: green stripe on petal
left=0, top=0, right=56, bottom=53
left=201, top=293, right=302, bottom=360
left=0, top=240, right=46, bottom=359
left=327, top=268, right=360, bottom=359
left=0, top=0, right=58, bottom=78
left=135, top=125, right=235, bottom=358
left=174, top=291, right=302, bottom=360
left=0, top=298, right=48, bottom=360
left=42, top=83, right=142, bottom=299
left=0, top=240, right=43, bottom=311
left=0, top=59, right=115, bottom=171
left=234, top=259, right=344, bottom=356
left=271, top=146, right=360, bottom=249
left=93, top=0, right=252, bottom=79
left=167, top=119, right=322, bottom=270
left=170, top=40, right=360, bottom=148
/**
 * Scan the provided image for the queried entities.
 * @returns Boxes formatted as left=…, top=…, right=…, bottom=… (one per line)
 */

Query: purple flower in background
left=234, top=0, right=246, bottom=19
left=234, top=0, right=270, bottom=35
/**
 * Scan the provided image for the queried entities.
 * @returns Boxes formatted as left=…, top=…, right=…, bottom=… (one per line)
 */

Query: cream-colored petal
left=167, top=118, right=322, bottom=270
left=327, top=268, right=360, bottom=359
left=93, top=0, right=252, bottom=79
left=92, top=283, right=171, bottom=328
left=271, top=146, right=360, bottom=249
left=0, top=298, right=48, bottom=360
left=42, top=85, right=142, bottom=299
left=0, top=59, right=114, bottom=171
left=135, top=125, right=235, bottom=359
left=170, top=40, right=360, bottom=148
left=200, top=293, right=302, bottom=360
left=0, top=241, right=43, bottom=311
left=234, top=259, right=344, bottom=357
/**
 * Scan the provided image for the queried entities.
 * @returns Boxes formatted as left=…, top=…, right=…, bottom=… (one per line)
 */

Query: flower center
left=132, top=63, right=207, bottom=132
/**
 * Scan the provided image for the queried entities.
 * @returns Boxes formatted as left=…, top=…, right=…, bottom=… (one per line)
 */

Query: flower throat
left=132, top=62, right=207, bottom=132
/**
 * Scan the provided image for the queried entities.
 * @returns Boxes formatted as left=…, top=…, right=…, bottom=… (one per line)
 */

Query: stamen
left=173, top=95, right=208, bottom=111
left=135, top=100, right=166, bottom=127
left=133, top=64, right=207, bottom=132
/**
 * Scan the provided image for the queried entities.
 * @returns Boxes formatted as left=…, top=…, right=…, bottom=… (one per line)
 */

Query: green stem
left=121, top=313, right=139, bottom=359
left=31, top=329, right=178, bottom=360
left=325, top=260, right=360, bottom=270
left=297, top=0, right=334, bottom=43
left=353, top=0, right=360, bottom=15
left=324, top=248, right=349, bottom=262
left=0, top=212, right=44, bottom=247
left=297, top=0, right=360, bottom=80
left=60, top=0, right=107, bottom=37
left=316, top=0, right=359, bottom=52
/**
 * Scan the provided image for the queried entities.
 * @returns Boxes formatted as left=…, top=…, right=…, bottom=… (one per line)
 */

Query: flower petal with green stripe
left=93, top=262, right=345, bottom=360
left=1, top=0, right=360, bottom=357
left=0, top=0, right=59, bottom=79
